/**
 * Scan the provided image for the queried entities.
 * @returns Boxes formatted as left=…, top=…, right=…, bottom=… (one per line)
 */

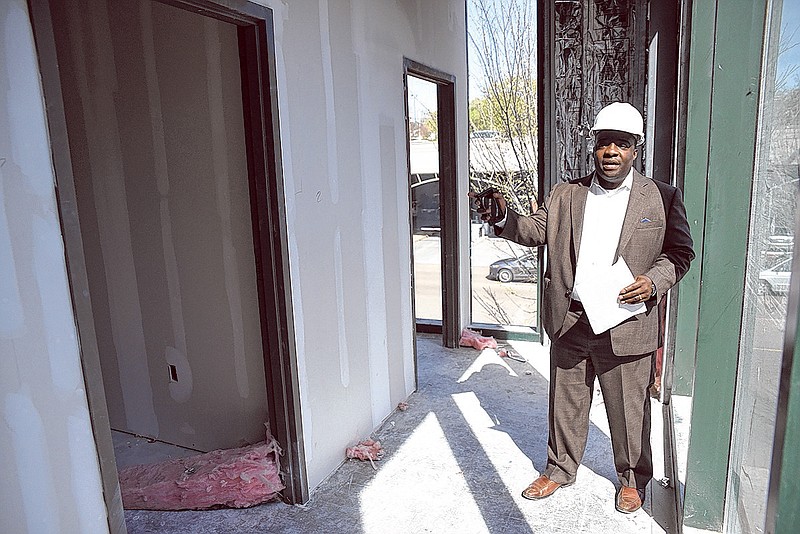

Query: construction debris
left=459, top=328, right=498, bottom=350
left=119, top=434, right=284, bottom=510
left=499, top=347, right=527, bottom=363
left=346, top=439, right=384, bottom=469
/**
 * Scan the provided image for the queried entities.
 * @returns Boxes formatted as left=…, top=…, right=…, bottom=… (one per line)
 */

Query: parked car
left=759, top=257, right=791, bottom=295
left=488, top=253, right=537, bottom=283
left=470, top=130, right=501, bottom=140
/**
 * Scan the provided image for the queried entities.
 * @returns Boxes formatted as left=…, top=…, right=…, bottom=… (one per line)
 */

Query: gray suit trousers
left=545, top=307, right=655, bottom=491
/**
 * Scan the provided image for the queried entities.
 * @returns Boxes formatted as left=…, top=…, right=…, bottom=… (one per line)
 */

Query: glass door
left=467, top=0, right=540, bottom=336
left=724, top=0, right=798, bottom=530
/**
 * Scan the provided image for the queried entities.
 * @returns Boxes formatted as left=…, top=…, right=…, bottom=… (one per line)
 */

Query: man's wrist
left=650, top=282, right=657, bottom=298
left=494, top=212, right=508, bottom=229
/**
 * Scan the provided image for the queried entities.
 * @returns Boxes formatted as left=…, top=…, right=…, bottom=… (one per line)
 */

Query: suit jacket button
left=565, top=290, right=572, bottom=298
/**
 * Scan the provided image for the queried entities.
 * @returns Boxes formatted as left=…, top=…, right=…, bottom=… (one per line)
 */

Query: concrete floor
left=119, top=333, right=676, bottom=533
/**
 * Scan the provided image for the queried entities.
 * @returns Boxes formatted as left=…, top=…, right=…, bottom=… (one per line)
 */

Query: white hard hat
left=590, top=102, right=644, bottom=145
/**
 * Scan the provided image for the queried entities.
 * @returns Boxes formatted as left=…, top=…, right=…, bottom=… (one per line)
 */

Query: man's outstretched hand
left=468, top=189, right=507, bottom=224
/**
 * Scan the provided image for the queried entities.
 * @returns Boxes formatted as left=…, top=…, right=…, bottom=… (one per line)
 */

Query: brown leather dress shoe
left=615, top=486, right=644, bottom=513
left=521, top=475, right=570, bottom=500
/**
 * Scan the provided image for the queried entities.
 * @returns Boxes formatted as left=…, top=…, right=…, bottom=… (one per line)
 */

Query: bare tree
left=764, top=20, right=800, bottom=240
left=776, top=22, right=799, bottom=91
left=468, top=0, right=538, bottom=216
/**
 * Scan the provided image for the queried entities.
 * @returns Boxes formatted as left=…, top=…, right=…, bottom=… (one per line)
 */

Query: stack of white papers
left=573, top=257, right=646, bottom=334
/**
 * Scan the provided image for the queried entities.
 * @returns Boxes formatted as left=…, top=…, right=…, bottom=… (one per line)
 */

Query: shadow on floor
left=122, top=334, right=671, bottom=533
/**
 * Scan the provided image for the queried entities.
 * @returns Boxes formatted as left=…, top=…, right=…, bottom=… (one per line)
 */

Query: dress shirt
left=571, top=170, right=633, bottom=302
left=493, top=170, right=633, bottom=301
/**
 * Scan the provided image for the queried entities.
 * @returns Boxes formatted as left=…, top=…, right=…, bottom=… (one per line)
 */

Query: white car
left=759, top=257, right=792, bottom=295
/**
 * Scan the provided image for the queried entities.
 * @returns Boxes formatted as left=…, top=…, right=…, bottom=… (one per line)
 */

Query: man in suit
left=473, top=102, right=694, bottom=513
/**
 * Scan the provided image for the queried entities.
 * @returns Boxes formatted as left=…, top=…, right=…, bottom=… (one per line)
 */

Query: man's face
left=593, top=130, right=638, bottom=188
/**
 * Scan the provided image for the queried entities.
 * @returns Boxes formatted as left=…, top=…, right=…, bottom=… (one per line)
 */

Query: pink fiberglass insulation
left=119, top=437, right=284, bottom=510
left=346, top=439, right=384, bottom=462
left=459, top=328, right=498, bottom=350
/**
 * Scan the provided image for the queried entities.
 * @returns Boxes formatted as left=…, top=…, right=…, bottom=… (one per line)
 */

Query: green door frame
left=672, top=0, right=768, bottom=529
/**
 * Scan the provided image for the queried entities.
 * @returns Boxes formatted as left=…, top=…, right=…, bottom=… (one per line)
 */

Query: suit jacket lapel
left=615, top=171, right=648, bottom=261
left=571, top=175, right=592, bottom=263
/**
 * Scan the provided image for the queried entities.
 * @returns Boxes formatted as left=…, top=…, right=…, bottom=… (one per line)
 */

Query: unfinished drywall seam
left=69, top=4, right=158, bottom=435
left=333, top=228, right=350, bottom=387
left=66, top=413, right=108, bottom=532
left=288, top=225, right=313, bottom=464
left=1, top=0, right=52, bottom=340
left=397, top=125, right=416, bottom=396
left=0, top=168, right=23, bottom=337
left=357, top=65, right=392, bottom=427
left=319, top=0, right=340, bottom=205
left=4, top=393, right=60, bottom=532
left=139, top=0, right=193, bottom=404
left=379, top=116, right=416, bottom=401
left=32, top=216, right=83, bottom=392
left=12, top=20, right=93, bottom=422
left=262, top=0, right=316, bottom=465
left=205, top=17, right=251, bottom=400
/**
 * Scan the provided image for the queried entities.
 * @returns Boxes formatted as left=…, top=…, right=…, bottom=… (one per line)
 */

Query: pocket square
left=640, top=217, right=651, bottom=223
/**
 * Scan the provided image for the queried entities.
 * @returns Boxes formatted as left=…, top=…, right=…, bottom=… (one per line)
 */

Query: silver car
left=488, top=253, right=538, bottom=283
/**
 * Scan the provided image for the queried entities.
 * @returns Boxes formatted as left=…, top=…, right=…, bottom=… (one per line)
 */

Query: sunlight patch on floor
left=457, top=347, right=519, bottom=383
left=358, top=412, right=489, bottom=533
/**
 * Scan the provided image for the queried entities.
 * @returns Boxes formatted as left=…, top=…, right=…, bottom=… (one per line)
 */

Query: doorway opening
left=404, top=60, right=460, bottom=351
left=28, top=0, right=307, bottom=526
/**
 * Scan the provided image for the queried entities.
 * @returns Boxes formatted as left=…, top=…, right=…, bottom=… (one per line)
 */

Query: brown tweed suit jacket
left=499, top=170, right=694, bottom=356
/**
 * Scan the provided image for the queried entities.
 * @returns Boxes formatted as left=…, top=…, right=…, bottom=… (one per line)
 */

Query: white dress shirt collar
left=590, top=169, right=634, bottom=195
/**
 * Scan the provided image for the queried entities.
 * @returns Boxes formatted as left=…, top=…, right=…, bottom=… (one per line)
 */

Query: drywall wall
left=0, top=1, right=109, bottom=532
left=49, top=0, right=269, bottom=451
left=4, top=4, right=469, bottom=529
left=254, top=0, right=470, bottom=488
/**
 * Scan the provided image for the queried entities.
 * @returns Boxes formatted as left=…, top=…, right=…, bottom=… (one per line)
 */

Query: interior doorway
left=29, top=0, right=307, bottom=524
left=404, top=60, right=460, bottom=352
left=51, top=0, right=269, bottom=454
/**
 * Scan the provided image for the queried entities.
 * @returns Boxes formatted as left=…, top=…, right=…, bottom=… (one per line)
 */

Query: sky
left=406, top=76, right=438, bottom=122
left=777, top=0, right=800, bottom=87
